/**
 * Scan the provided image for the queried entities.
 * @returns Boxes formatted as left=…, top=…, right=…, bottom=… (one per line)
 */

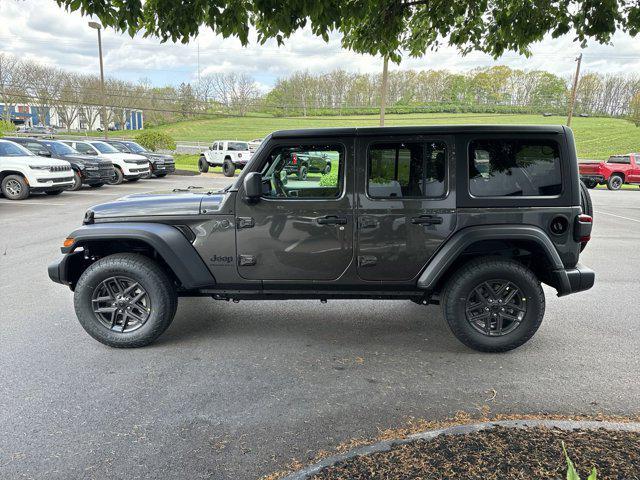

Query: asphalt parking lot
left=1, top=181, right=639, bottom=479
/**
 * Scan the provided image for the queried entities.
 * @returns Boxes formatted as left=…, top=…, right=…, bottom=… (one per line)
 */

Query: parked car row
left=0, top=138, right=175, bottom=200
left=579, top=153, right=640, bottom=190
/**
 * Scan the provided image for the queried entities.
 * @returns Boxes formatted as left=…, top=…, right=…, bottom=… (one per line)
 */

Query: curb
left=282, top=419, right=640, bottom=480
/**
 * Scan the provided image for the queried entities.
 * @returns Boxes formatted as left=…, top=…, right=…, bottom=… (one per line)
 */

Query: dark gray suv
left=49, top=125, right=594, bottom=352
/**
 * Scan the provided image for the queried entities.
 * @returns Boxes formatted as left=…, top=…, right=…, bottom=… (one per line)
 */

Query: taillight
left=576, top=214, right=593, bottom=243
left=292, top=153, right=297, bottom=165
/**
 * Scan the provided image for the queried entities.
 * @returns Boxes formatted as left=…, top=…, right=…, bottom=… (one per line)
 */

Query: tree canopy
left=57, top=0, right=640, bottom=61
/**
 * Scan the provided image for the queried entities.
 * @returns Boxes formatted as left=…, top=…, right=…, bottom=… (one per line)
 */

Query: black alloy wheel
left=465, top=280, right=527, bottom=337
left=91, top=276, right=151, bottom=333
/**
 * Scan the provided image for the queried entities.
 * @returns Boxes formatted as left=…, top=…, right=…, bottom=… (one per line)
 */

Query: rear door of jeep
left=355, top=134, right=457, bottom=281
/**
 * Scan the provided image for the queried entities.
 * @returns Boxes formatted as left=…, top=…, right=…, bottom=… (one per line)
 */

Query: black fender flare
left=60, top=222, right=215, bottom=289
left=417, top=225, right=570, bottom=293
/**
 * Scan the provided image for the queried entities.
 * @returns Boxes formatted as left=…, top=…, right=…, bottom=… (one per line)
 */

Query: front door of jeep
left=235, top=138, right=354, bottom=281
left=355, top=136, right=457, bottom=281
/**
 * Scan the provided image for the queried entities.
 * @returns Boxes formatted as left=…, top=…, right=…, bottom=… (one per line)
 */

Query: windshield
left=228, top=142, right=249, bottom=151
left=0, top=141, right=33, bottom=156
left=123, top=141, right=147, bottom=153
left=90, top=142, right=119, bottom=154
left=44, top=141, right=77, bottom=156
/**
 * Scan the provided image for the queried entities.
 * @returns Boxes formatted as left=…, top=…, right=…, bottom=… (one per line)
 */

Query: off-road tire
left=323, top=163, right=331, bottom=175
left=223, top=159, right=236, bottom=177
left=198, top=157, right=209, bottom=173
left=1, top=174, right=30, bottom=200
left=69, top=171, right=83, bottom=191
left=108, top=167, right=124, bottom=185
left=45, top=190, right=63, bottom=196
left=579, top=180, right=593, bottom=218
left=442, top=257, right=545, bottom=353
left=607, top=174, right=623, bottom=190
left=297, top=165, right=308, bottom=181
left=74, top=253, right=178, bottom=348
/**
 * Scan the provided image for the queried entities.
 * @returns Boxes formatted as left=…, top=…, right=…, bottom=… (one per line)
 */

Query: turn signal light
left=63, top=237, right=74, bottom=248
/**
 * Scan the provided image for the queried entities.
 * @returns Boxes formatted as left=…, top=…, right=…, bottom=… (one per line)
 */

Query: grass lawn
left=114, top=113, right=640, bottom=161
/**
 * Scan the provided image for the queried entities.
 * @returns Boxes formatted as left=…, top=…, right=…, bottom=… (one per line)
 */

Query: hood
left=102, top=152, right=148, bottom=163
left=143, top=152, right=174, bottom=162
left=62, top=153, right=111, bottom=165
left=88, top=189, right=226, bottom=220
left=23, top=156, right=71, bottom=168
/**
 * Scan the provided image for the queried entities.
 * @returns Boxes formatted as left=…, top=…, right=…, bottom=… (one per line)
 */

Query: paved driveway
left=0, top=183, right=638, bottom=479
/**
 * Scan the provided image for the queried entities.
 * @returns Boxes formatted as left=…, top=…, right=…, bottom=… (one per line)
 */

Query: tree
left=56, top=0, right=640, bottom=62
left=0, top=53, right=25, bottom=122
left=204, top=73, right=258, bottom=116
left=631, top=93, right=640, bottom=127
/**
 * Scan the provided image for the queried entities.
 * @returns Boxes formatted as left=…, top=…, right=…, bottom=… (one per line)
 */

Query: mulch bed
left=310, top=426, right=640, bottom=479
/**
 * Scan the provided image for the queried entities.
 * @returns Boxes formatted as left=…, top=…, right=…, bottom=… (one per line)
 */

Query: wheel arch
left=0, top=170, right=28, bottom=182
left=51, top=223, right=216, bottom=290
left=610, top=171, right=625, bottom=181
left=418, top=225, right=569, bottom=294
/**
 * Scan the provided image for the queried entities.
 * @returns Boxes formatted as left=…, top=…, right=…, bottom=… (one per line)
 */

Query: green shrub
left=563, top=441, right=597, bottom=480
left=319, top=169, right=338, bottom=187
left=0, top=120, right=15, bottom=137
left=135, top=131, right=176, bottom=152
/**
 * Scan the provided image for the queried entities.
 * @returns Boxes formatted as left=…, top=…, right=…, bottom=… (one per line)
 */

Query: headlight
left=29, top=165, right=50, bottom=170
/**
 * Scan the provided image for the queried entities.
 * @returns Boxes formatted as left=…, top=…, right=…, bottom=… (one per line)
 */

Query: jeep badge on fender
left=48, top=125, right=594, bottom=352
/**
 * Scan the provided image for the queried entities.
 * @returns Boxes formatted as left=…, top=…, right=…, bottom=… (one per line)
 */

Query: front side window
left=124, top=141, right=146, bottom=153
left=110, top=142, right=129, bottom=153
left=258, top=144, right=344, bottom=199
left=90, top=142, right=119, bottom=154
left=469, top=139, right=562, bottom=197
left=74, top=143, right=96, bottom=155
left=23, top=141, right=45, bottom=154
left=367, top=141, right=446, bottom=198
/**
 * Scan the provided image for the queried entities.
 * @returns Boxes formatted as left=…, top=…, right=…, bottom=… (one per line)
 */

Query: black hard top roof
left=271, top=124, right=567, bottom=138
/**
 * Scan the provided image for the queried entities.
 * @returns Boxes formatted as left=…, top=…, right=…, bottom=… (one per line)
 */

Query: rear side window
left=607, top=156, right=631, bottom=164
left=469, top=139, right=562, bottom=197
left=367, top=141, right=446, bottom=198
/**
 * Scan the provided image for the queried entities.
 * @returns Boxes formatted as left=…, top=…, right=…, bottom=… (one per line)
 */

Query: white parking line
left=594, top=210, right=640, bottom=224
left=0, top=200, right=66, bottom=206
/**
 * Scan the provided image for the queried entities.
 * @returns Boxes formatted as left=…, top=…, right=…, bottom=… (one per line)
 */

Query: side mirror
left=244, top=172, right=263, bottom=200
left=38, top=150, right=51, bottom=157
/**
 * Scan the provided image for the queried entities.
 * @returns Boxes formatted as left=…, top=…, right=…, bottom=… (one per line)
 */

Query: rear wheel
left=198, top=157, right=209, bottom=173
left=107, top=167, right=124, bottom=185
left=223, top=159, right=236, bottom=177
left=442, top=257, right=545, bottom=353
left=579, top=180, right=593, bottom=218
left=607, top=174, right=623, bottom=190
left=74, top=253, right=178, bottom=348
left=69, top=171, right=83, bottom=191
left=1, top=175, right=30, bottom=200
left=297, top=165, right=308, bottom=180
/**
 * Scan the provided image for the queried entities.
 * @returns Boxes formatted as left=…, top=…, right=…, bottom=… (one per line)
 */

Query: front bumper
left=48, top=251, right=86, bottom=288
left=555, top=263, right=595, bottom=297
left=83, top=167, right=114, bottom=184
left=151, top=162, right=176, bottom=174
left=31, top=176, right=74, bottom=191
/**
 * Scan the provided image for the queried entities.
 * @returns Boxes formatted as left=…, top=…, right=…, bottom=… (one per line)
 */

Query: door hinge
left=358, top=255, right=377, bottom=267
left=236, top=217, right=255, bottom=229
left=238, top=254, right=256, bottom=266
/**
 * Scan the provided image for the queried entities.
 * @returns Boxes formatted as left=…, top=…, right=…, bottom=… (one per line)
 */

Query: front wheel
left=74, top=253, right=178, bottom=348
left=1, top=174, right=30, bottom=200
left=442, top=257, right=545, bottom=352
left=69, top=171, right=83, bottom=191
left=607, top=174, right=623, bottom=190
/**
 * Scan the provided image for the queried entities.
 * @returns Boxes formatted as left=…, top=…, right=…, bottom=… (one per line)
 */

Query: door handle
left=317, top=215, right=347, bottom=225
left=411, top=215, right=443, bottom=225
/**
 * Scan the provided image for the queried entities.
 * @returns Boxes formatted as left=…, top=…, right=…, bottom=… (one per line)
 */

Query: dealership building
left=0, top=103, right=144, bottom=131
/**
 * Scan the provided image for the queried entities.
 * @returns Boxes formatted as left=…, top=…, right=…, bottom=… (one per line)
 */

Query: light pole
left=88, top=21, right=107, bottom=140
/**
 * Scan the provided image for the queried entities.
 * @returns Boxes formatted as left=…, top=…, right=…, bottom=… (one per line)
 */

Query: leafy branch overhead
left=56, top=0, right=640, bottom=61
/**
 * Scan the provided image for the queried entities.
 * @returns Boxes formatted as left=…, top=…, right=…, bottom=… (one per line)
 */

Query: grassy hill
left=117, top=113, right=640, bottom=160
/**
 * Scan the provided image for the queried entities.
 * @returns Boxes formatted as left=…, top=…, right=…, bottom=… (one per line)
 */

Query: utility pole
left=197, top=41, right=201, bottom=85
left=379, top=55, right=389, bottom=126
left=89, top=21, right=107, bottom=140
left=567, top=52, right=582, bottom=128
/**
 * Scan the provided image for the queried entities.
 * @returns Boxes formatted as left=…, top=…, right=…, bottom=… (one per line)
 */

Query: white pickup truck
left=0, top=139, right=74, bottom=200
left=198, top=140, right=252, bottom=177
left=61, top=140, right=150, bottom=185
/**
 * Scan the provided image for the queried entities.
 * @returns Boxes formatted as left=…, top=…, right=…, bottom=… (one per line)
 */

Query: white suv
left=61, top=140, right=150, bottom=185
left=199, top=140, right=252, bottom=177
left=0, top=139, right=74, bottom=200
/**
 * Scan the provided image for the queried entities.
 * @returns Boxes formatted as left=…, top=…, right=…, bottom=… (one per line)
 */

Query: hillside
left=120, top=113, right=640, bottom=160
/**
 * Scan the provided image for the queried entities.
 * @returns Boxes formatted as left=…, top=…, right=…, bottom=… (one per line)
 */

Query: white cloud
left=1, top=0, right=639, bottom=88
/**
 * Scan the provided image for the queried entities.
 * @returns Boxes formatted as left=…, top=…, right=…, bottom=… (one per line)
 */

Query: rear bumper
left=580, top=174, right=604, bottom=183
left=555, top=263, right=595, bottom=297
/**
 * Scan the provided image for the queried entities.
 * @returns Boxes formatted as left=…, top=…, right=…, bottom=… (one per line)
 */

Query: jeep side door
left=355, top=135, right=457, bottom=281
left=235, top=138, right=354, bottom=281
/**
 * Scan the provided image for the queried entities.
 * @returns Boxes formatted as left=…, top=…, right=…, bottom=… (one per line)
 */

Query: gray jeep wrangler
left=49, top=126, right=595, bottom=352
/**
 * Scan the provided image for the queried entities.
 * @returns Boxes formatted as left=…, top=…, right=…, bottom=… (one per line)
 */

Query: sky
left=2, top=0, right=640, bottom=91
